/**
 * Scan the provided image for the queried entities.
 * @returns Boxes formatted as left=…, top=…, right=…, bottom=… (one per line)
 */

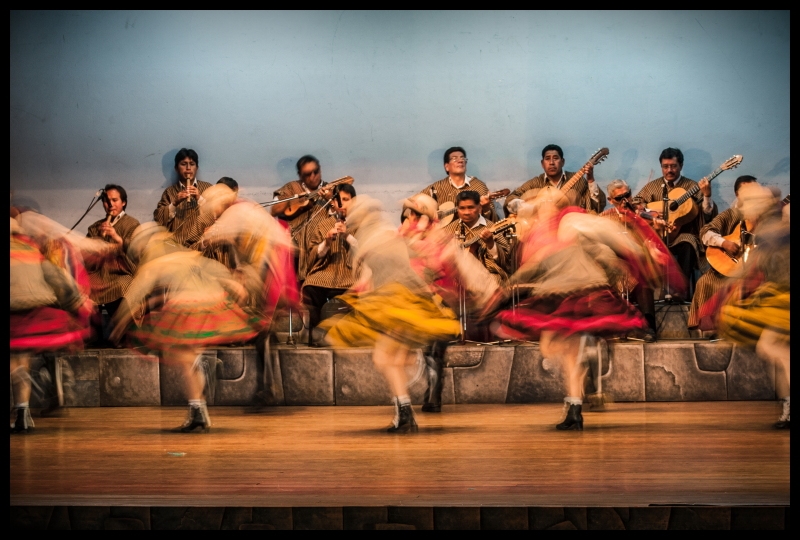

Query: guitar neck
left=781, top=194, right=790, bottom=206
left=559, top=163, right=592, bottom=194
left=673, top=168, right=723, bottom=206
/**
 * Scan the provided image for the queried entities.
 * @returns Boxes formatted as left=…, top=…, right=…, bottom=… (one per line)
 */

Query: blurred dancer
left=717, top=184, right=789, bottom=428
left=399, top=194, right=498, bottom=412
left=490, top=192, right=673, bottom=430
left=10, top=215, right=93, bottom=433
left=320, top=196, right=461, bottom=432
left=110, top=223, right=263, bottom=432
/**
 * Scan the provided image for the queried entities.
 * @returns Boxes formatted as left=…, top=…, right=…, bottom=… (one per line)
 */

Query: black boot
left=387, top=399, right=418, bottom=433
left=556, top=402, right=583, bottom=431
left=175, top=403, right=211, bottom=433
left=421, top=351, right=444, bottom=413
left=775, top=398, right=790, bottom=429
left=10, top=407, right=34, bottom=434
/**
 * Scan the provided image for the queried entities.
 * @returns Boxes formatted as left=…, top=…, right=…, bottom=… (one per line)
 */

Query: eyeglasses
left=611, top=191, right=631, bottom=202
left=449, top=157, right=468, bottom=163
left=301, top=168, right=320, bottom=179
left=661, top=164, right=680, bottom=170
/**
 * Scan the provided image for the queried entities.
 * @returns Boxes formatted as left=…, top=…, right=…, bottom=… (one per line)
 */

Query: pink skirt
left=10, top=307, right=88, bottom=353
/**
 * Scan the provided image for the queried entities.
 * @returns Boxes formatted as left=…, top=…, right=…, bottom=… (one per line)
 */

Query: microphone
left=95, top=188, right=104, bottom=198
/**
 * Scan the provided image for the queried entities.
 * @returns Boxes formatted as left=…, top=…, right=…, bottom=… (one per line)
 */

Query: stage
left=10, top=401, right=789, bottom=529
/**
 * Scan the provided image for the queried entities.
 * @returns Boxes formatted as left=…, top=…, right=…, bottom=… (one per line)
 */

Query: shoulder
left=275, top=180, right=301, bottom=194
left=119, top=214, right=141, bottom=228
left=197, top=180, right=213, bottom=191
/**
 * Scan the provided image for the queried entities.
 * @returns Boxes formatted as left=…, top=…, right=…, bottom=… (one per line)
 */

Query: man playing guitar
left=635, top=147, right=718, bottom=300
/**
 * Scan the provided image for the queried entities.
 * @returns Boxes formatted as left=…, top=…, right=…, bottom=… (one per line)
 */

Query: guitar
left=436, top=189, right=510, bottom=228
left=277, top=176, right=354, bottom=219
left=459, top=216, right=518, bottom=250
left=520, top=147, right=610, bottom=210
left=706, top=193, right=789, bottom=277
left=645, top=155, right=743, bottom=242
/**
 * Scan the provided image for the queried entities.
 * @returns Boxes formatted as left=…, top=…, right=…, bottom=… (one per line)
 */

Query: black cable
left=69, top=189, right=105, bottom=231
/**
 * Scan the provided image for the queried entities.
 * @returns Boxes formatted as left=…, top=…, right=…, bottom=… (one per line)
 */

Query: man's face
left=175, top=157, right=197, bottom=183
left=660, top=158, right=682, bottom=183
left=457, top=199, right=481, bottom=227
left=609, top=186, right=632, bottom=210
left=444, top=151, right=467, bottom=176
left=102, top=189, right=125, bottom=216
left=300, top=162, right=322, bottom=190
left=541, top=150, right=565, bottom=179
left=335, top=192, right=353, bottom=217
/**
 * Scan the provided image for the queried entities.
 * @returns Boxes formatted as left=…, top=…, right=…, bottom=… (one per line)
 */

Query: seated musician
left=601, top=179, right=667, bottom=342
left=635, top=148, right=718, bottom=299
left=302, top=184, right=357, bottom=346
left=504, top=144, right=606, bottom=217
left=419, top=146, right=499, bottom=222
left=443, top=191, right=511, bottom=284
left=153, top=148, right=213, bottom=246
left=689, top=175, right=758, bottom=331
left=85, top=184, right=140, bottom=345
left=270, top=155, right=335, bottom=282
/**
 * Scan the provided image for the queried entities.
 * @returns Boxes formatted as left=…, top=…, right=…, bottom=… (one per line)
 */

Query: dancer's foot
left=175, top=402, right=211, bottom=433
left=387, top=398, right=418, bottom=433
left=775, top=397, right=790, bottom=429
left=10, top=407, right=34, bottom=434
left=556, top=400, right=583, bottom=431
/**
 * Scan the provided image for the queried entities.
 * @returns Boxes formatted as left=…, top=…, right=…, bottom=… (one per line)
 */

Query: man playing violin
left=302, top=184, right=358, bottom=346
left=635, top=147, right=718, bottom=299
left=504, top=144, right=606, bottom=217
left=688, top=175, right=758, bottom=331
left=86, top=184, right=140, bottom=345
left=419, top=147, right=500, bottom=222
left=271, top=155, right=335, bottom=281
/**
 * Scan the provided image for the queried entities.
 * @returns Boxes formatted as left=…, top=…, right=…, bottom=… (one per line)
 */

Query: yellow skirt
left=319, top=282, right=460, bottom=348
left=718, top=283, right=790, bottom=348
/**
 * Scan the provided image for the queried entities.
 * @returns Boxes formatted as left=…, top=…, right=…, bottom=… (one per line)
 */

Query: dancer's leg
left=171, top=346, right=211, bottom=432
left=10, top=353, right=34, bottom=433
left=373, top=334, right=418, bottom=432
left=756, top=328, right=790, bottom=428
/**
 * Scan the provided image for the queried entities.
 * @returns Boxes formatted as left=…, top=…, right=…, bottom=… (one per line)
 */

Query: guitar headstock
left=721, top=155, right=743, bottom=171
left=589, top=147, right=610, bottom=166
left=490, top=188, right=511, bottom=199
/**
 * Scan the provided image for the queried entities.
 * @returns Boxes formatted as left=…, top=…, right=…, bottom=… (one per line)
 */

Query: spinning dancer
left=10, top=214, right=94, bottom=433
left=717, top=184, right=790, bottom=428
left=320, top=196, right=461, bottom=432
left=490, top=192, right=675, bottom=430
left=110, top=222, right=263, bottom=432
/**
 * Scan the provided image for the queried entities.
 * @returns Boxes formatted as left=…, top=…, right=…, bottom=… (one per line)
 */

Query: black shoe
left=642, top=327, right=656, bottom=343
left=556, top=403, right=583, bottom=431
left=10, top=408, right=34, bottom=434
left=175, top=404, right=211, bottom=433
left=775, top=399, right=790, bottom=429
left=775, top=419, right=790, bottom=429
left=387, top=403, right=418, bottom=433
left=421, top=353, right=443, bottom=413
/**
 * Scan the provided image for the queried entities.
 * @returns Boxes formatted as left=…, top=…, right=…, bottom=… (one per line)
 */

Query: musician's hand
left=479, top=194, right=491, bottom=207
left=721, top=240, right=740, bottom=257
left=586, top=163, right=595, bottom=182
left=480, top=228, right=495, bottom=249
left=100, top=223, right=122, bottom=245
left=325, top=222, right=346, bottom=241
left=318, top=186, right=334, bottom=200
left=698, top=178, right=712, bottom=197
left=177, top=190, right=191, bottom=202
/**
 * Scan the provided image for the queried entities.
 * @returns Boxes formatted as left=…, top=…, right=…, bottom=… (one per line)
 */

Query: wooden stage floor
left=10, top=402, right=789, bottom=508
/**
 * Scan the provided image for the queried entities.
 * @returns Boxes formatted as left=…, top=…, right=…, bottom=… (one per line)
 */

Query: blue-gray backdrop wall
left=10, top=10, right=790, bottom=227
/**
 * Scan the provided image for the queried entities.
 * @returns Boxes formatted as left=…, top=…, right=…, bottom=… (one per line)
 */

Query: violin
left=280, top=176, right=354, bottom=219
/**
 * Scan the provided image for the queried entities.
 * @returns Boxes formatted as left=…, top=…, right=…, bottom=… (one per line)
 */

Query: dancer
left=490, top=191, right=676, bottom=430
left=109, top=222, right=263, bottom=432
left=320, top=196, right=461, bottom=432
left=716, top=183, right=789, bottom=428
left=10, top=215, right=93, bottom=433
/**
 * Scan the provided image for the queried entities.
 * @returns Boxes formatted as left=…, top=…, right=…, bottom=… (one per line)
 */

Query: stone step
left=20, top=340, right=776, bottom=409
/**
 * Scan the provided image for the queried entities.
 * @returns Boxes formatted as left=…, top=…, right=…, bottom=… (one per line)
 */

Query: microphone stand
left=661, top=182, right=672, bottom=303
left=457, top=222, right=468, bottom=344
left=70, top=190, right=105, bottom=231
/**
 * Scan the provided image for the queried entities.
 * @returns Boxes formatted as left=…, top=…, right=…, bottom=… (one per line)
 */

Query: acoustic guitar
left=459, top=216, right=518, bottom=251
left=520, top=147, right=610, bottom=210
left=706, top=194, right=790, bottom=277
left=436, top=188, right=510, bottom=228
left=278, top=176, right=354, bottom=219
left=645, top=155, right=743, bottom=242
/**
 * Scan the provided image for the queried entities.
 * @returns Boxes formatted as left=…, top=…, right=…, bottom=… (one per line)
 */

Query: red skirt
left=493, top=287, right=646, bottom=341
left=10, top=307, right=88, bottom=353
left=126, top=298, right=261, bottom=354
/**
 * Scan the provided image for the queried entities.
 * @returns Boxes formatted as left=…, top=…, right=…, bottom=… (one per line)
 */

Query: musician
left=418, top=147, right=499, bottom=222
left=443, top=191, right=511, bottom=283
left=85, top=184, right=140, bottom=345
left=302, top=184, right=358, bottom=346
left=153, top=148, right=213, bottom=245
left=689, top=175, right=758, bottom=331
left=271, top=155, right=335, bottom=281
left=601, top=179, right=668, bottom=342
left=504, top=144, right=606, bottom=216
left=635, top=147, right=718, bottom=298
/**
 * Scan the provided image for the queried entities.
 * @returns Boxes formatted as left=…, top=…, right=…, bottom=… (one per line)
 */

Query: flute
left=102, top=213, right=113, bottom=238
